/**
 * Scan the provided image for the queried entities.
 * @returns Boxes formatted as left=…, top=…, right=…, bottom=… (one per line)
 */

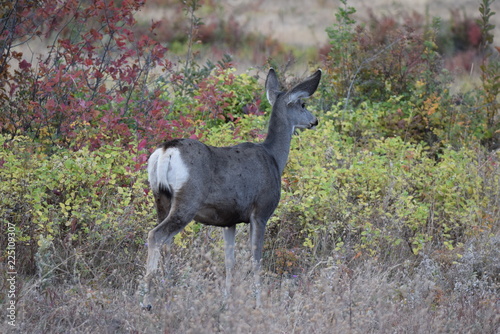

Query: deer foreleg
left=250, top=216, right=267, bottom=308
left=223, top=225, right=236, bottom=297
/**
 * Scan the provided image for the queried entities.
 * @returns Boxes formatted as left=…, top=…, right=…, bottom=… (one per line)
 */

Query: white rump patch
left=148, top=147, right=189, bottom=194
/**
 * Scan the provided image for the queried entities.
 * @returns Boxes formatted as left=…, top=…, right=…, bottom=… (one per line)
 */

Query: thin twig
left=344, top=36, right=406, bottom=110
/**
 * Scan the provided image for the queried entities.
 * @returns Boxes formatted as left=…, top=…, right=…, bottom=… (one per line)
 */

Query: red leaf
left=19, top=59, right=31, bottom=70
left=137, top=138, right=147, bottom=151
left=189, top=133, right=201, bottom=140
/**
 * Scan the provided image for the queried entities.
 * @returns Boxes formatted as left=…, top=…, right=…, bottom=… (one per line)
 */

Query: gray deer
left=141, top=68, right=321, bottom=310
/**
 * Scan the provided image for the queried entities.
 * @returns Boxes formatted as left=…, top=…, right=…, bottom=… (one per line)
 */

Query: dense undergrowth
left=1, top=0, right=499, bottom=333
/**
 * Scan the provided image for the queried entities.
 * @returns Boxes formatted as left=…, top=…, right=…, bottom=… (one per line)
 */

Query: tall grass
left=10, top=229, right=499, bottom=333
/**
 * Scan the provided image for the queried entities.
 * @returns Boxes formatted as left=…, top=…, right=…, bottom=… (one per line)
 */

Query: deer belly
left=194, top=206, right=248, bottom=226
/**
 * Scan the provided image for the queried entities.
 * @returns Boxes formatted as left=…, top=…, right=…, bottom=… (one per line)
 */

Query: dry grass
left=5, top=227, right=499, bottom=334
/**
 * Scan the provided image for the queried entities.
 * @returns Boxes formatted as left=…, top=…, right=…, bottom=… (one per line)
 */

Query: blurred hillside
left=138, top=0, right=500, bottom=72
left=142, top=0, right=500, bottom=45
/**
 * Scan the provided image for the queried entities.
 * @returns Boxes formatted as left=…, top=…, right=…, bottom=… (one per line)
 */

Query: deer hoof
left=140, top=303, right=152, bottom=311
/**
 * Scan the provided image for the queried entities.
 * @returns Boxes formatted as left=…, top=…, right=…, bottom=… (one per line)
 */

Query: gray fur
left=141, top=68, right=321, bottom=309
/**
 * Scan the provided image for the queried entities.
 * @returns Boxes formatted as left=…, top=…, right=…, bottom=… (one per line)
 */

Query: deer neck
left=262, top=107, right=294, bottom=175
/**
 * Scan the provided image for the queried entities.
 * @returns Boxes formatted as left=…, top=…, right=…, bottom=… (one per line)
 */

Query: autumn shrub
left=278, top=115, right=499, bottom=262
left=0, top=0, right=232, bottom=152
left=321, top=0, right=499, bottom=149
left=0, top=134, right=154, bottom=278
left=321, top=1, right=453, bottom=147
left=171, top=66, right=268, bottom=128
left=432, top=0, right=500, bottom=151
left=477, top=0, right=500, bottom=150
left=322, top=1, right=447, bottom=105
left=0, top=0, right=178, bottom=150
left=179, top=107, right=499, bottom=273
left=436, top=8, right=483, bottom=66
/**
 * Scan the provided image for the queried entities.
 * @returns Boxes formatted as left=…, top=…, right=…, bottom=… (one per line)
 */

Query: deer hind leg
left=145, top=192, right=172, bottom=282
left=223, top=225, right=236, bottom=297
left=142, top=196, right=196, bottom=310
left=154, top=190, right=171, bottom=224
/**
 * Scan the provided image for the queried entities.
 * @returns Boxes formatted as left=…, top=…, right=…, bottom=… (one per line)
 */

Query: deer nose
left=310, top=118, right=318, bottom=128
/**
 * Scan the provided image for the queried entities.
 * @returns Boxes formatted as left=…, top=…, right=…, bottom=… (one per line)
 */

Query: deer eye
left=301, top=102, right=306, bottom=108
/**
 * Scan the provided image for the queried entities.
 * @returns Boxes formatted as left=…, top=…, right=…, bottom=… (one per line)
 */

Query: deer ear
left=285, top=69, right=322, bottom=104
left=265, top=68, right=280, bottom=106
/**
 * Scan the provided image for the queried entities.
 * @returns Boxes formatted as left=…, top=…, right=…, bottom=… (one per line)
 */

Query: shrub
left=188, top=66, right=268, bottom=127
left=323, top=1, right=449, bottom=106
left=320, top=0, right=500, bottom=149
left=0, top=134, right=154, bottom=277
left=477, top=0, right=500, bottom=150
left=272, top=113, right=499, bottom=262
left=0, top=0, right=204, bottom=151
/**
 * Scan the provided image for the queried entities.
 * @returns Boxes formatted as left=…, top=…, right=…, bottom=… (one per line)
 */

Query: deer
left=140, top=68, right=322, bottom=310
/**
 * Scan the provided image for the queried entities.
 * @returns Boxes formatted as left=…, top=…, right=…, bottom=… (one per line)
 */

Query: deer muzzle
left=309, top=118, right=319, bottom=129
